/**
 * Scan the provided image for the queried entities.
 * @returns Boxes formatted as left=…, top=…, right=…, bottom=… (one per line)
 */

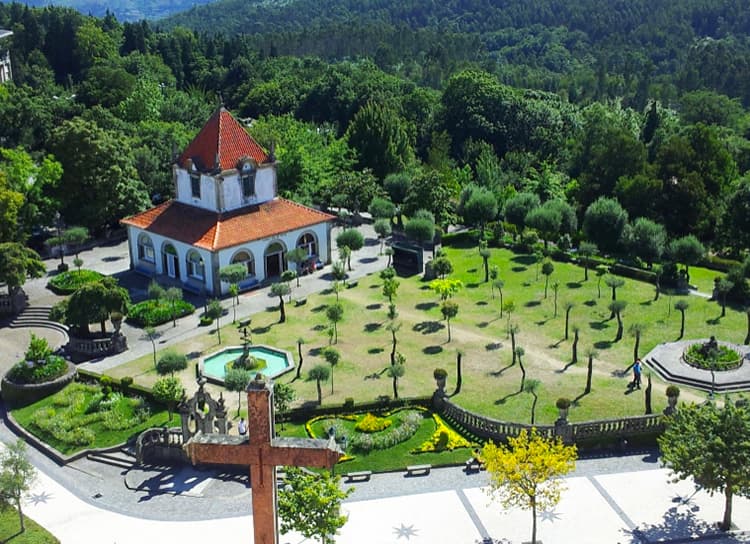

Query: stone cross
left=184, top=374, right=342, bottom=544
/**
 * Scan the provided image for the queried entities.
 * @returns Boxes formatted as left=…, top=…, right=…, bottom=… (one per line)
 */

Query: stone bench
left=405, top=464, right=431, bottom=476
left=345, top=470, right=372, bottom=482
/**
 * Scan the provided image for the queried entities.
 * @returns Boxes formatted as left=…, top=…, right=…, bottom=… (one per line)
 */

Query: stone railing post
left=554, top=418, right=573, bottom=445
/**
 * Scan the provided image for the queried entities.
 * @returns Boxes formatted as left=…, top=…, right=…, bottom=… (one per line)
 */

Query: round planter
left=1, top=361, right=77, bottom=408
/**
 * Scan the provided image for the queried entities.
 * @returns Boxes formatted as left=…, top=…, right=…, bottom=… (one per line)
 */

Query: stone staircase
left=87, top=446, right=138, bottom=470
left=9, top=306, right=69, bottom=340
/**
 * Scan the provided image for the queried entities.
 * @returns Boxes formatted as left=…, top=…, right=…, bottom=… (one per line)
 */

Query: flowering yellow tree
left=481, top=429, right=577, bottom=544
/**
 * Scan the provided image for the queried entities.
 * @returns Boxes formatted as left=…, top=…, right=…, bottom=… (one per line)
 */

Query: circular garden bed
left=683, top=342, right=742, bottom=371
left=47, top=269, right=104, bottom=295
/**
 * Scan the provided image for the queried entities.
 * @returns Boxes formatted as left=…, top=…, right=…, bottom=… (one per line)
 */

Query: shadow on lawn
left=495, top=389, right=521, bottom=404
left=366, top=303, right=382, bottom=310
left=423, top=345, right=443, bottom=355
left=364, top=322, right=382, bottom=332
left=413, top=321, right=445, bottom=334
left=566, top=281, right=582, bottom=289
left=485, top=342, right=502, bottom=351
left=490, top=362, right=514, bottom=376
left=415, top=302, right=438, bottom=311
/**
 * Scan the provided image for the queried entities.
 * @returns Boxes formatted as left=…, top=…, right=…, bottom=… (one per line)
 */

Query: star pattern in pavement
left=27, top=491, right=53, bottom=505
left=393, top=523, right=419, bottom=539
left=539, top=508, right=561, bottom=522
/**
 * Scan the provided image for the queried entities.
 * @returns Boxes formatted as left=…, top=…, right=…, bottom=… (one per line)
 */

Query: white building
left=121, top=107, right=334, bottom=295
left=0, top=29, right=12, bottom=84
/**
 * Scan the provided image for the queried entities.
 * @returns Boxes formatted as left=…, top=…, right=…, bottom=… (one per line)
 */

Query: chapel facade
left=121, top=107, right=334, bottom=295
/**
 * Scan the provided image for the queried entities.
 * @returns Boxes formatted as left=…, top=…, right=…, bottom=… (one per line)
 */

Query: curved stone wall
left=1, top=362, right=77, bottom=408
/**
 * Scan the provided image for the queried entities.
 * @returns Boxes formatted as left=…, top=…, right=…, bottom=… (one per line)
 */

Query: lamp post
left=54, top=211, right=65, bottom=269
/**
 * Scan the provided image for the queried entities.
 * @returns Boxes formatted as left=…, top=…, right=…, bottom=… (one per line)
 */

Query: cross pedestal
left=184, top=374, right=341, bottom=544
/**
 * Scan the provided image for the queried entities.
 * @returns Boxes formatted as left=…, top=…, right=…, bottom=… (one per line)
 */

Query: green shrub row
left=47, top=269, right=104, bottom=295
left=127, top=298, right=195, bottom=327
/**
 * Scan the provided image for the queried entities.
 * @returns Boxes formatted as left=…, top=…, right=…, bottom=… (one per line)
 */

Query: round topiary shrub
left=666, top=385, right=681, bottom=397
left=433, top=368, right=448, bottom=380
left=556, top=397, right=572, bottom=410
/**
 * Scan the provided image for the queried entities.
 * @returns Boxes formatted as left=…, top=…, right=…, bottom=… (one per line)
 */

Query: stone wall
left=1, top=362, right=77, bottom=408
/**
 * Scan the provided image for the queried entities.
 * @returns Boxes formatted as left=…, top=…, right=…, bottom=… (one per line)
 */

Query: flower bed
left=683, top=343, right=742, bottom=371
left=127, top=298, right=195, bottom=327
left=47, top=269, right=104, bottom=294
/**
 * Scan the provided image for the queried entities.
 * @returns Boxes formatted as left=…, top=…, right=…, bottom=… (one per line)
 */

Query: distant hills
left=1, top=0, right=217, bottom=21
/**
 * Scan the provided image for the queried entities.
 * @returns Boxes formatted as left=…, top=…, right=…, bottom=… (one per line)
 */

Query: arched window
left=187, top=250, right=205, bottom=280
left=240, top=161, right=256, bottom=199
left=137, top=233, right=155, bottom=263
left=297, top=232, right=317, bottom=257
left=231, top=250, right=255, bottom=277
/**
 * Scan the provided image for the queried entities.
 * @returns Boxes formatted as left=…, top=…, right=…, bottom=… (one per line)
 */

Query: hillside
left=0, top=0, right=215, bottom=21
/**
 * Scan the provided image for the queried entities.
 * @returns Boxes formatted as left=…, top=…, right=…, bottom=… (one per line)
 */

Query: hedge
left=47, top=269, right=104, bottom=295
left=127, top=298, right=195, bottom=327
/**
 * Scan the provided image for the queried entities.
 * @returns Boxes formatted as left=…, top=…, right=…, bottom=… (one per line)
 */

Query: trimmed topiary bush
left=7, top=334, right=67, bottom=385
left=47, top=269, right=104, bottom=295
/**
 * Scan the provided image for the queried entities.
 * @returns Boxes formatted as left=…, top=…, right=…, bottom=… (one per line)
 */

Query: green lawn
left=108, top=236, right=745, bottom=428
left=13, top=383, right=180, bottom=455
left=0, top=507, right=59, bottom=543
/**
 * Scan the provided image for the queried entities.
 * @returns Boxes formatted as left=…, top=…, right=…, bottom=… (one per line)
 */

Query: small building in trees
left=121, top=107, right=334, bottom=295
left=0, top=30, right=12, bottom=83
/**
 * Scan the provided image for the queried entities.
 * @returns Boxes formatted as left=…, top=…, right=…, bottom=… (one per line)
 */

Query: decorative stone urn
left=664, top=385, right=680, bottom=415
left=433, top=368, right=448, bottom=393
left=556, top=398, right=571, bottom=423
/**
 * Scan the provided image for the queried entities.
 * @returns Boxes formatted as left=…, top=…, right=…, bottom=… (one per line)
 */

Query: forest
left=1, top=1, right=750, bottom=298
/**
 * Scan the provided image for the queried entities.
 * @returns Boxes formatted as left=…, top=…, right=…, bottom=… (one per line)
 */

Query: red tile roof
left=178, top=107, right=269, bottom=172
left=121, top=199, right=334, bottom=251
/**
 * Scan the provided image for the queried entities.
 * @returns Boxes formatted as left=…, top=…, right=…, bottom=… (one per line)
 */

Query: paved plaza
left=1, top=228, right=750, bottom=543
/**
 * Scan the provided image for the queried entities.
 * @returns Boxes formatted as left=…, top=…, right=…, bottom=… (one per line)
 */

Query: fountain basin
left=200, top=344, right=294, bottom=385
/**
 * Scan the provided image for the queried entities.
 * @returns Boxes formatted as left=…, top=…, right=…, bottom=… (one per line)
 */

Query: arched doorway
left=186, top=250, right=206, bottom=283
left=264, top=242, right=286, bottom=279
left=162, top=243, right=179, bottom=278
left=137, top=233, right=155, bottom=264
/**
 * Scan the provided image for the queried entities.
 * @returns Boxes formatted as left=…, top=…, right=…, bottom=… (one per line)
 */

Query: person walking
left=633, top=359, right=642, bottom=389
left=238, top=417, right=247, bottom=436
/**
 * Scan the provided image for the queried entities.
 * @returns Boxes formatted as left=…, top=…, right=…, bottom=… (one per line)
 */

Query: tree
left=307, top=365, right=330, bottom=405
left=0, top=439, right=36, bottom=534
left=459, top=184, right=498, bottom=237
left=571, top=325, right=580, bottom=364
left=582, top=197, right=628, bottom=254
left=524, top=379, right=541, bottom=424
left=584, top=347, right=597, bottom=394
left=336, top=228, right=364, bottom=271
left=552, top=281, right=560, bottom=317
left=386, top=321, right=401, bottom=366
left=66, top=277, right=129, bottom=336
left=453, top=350, right=463, bottom=396
left=295, top=338, right=305, bottom=380
left=605, top=275, right=625, bottom=301
left=225, top=367, right=253, bottom=417
left=430, top=278, right=463, bottom=300
left=368, top=196, right=396, bottom=222
left=441, top=300, right=459, bottom=342
left=326, top=302, right=344, bottom=344
left=716, top=279, right=734, bottom=318
left=431, top=251, right=453, bottom=279
left=668, top=235, right=706, bottom=285
left=143, top=326, right=161, bottom=369
left=494, top=279, right=505, bottom=315
left=156, top=350, right=187, bottom=376
left=73, top=257, right=84, bottom=276
left=659, top=397, right=750, bottom=531
left=578, top=242, right=597, bottom=281
left=505, top=303, right=517, bottom=340
left=271, top=282, right=291, bottom=323
left=525, top=206, right=560, bottom=249
left=0, top=243, right=45, bottom=295
left=346, top=101, right=414, bottom=180
left=206, top=299, right=223, bottom=344
left=273, top=382, right=296, bottom=430
left=386, top=356, right=406, bottom=399
left=564, top=302, right=575, bottom=340
left=152, top=376, right=184, bottom=423
left=541, top=260, right=554, bottom=298
left=278, top=467, right=352, bottom=544
left=403, top=170, right=456, bottom=227
left=164, top=287, right=183, bottom=328
left=675, top=299, right=689, bottom=339
left=373, top=219, right=392, bottom=254
left=608, top=300, right=627, bottom=342
left=286, top=248, right=308, bottom=286
left=481, top=429, right=577, bottom=544
left=627, top=218, right=666, bottom=267
left=503, top=192, right=540, bottom=233
left=515, top=346, right=526, bottom=391
left=321, top=347, right=341, bottom=394
left=479, top=248, right=491, bottom=283
left=404, top=213, right=435, bottom=248
left=219, top=263, right=247, bottom=322
left=628, top=323, right=646, bottom=363
left=382, top=277, right=399, bottom=304
left=595, top=265, right=609, bottom=298
left=745, top=307, right=750, bottom=345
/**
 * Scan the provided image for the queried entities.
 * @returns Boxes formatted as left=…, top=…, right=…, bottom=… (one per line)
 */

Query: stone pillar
left=554, top=418, right=573, bottom=445
left=247, top=374, right=277, bottom=544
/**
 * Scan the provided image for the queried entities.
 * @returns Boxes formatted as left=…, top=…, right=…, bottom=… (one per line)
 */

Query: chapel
left=0, top=29, right=12, bottom=83
left=121, top=107, right=334, bottom=295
